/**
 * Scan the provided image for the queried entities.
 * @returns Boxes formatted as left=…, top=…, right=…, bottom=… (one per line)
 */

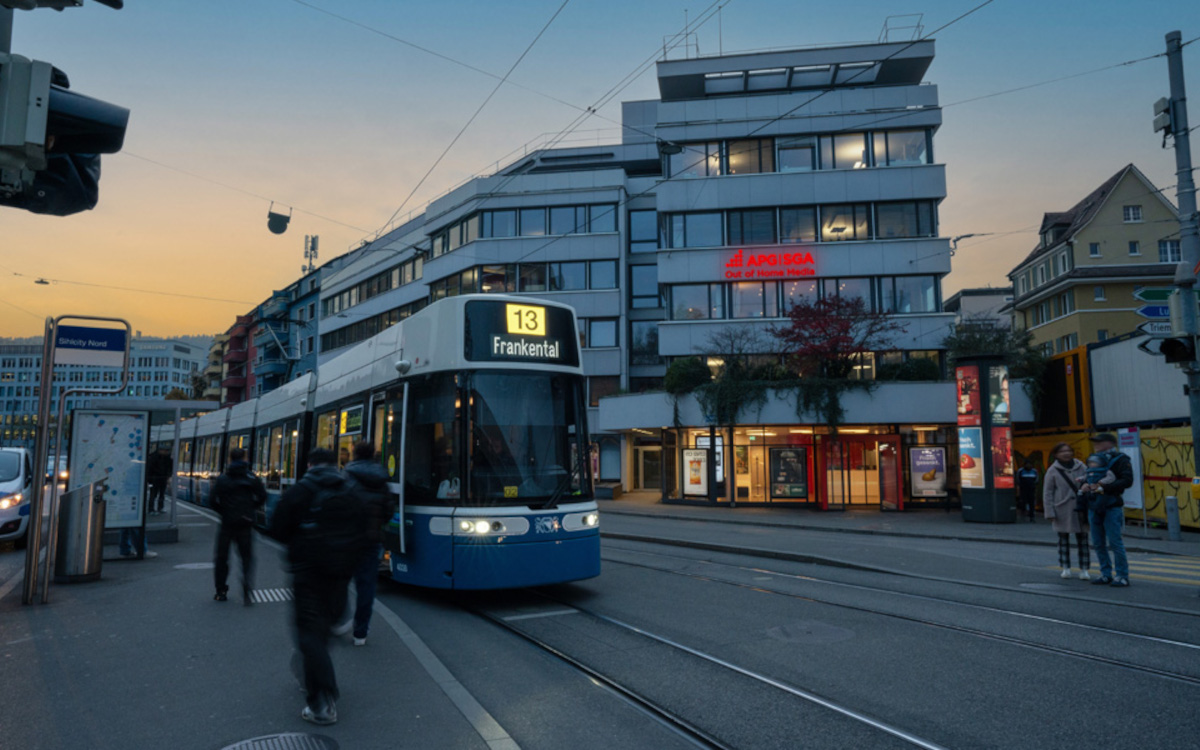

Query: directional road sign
left=1136, top=304, right=1170, bottom=320
left=1138, top=339, right=1164, bottom=356
left=1134, top=287, right=1174, bottom=302
left=1137, top=321, right=1172, bottom=337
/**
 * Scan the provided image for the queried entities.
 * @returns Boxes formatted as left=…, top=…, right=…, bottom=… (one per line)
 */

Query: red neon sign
left=724, top=248, right=816, bottom=279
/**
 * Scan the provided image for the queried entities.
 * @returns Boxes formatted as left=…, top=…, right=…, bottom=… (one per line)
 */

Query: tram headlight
left=583, top=513, right=599, bottom=527
left=458, top=519, right=496, bottom=535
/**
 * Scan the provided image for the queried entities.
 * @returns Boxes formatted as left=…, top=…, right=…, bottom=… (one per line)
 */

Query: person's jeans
left=293, top=571, right=349, bottom=706
left=148, top=479, right=168, bottom=512
left=352, top=544, right=382, bottom=639
left=1089, top=506, right=1128, bottom=580
left=118, top=527, right=146, bottom=556
left=214, top=523, right=254, bottom=594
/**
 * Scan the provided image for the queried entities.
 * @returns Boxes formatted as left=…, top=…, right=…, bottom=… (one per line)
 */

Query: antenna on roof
left=303, top=235, right=319, bottom=274
left=878, top=14, right=924, bottom=43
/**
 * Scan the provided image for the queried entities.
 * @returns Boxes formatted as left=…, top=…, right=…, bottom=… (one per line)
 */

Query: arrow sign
left=1137, top=321, right=1172, bottom=337
left=1134, top=287, right=1173, bottom=302
left=1136, top=304, right=1170, bottom=319
left=1137, top=339, right=1164, bottom=356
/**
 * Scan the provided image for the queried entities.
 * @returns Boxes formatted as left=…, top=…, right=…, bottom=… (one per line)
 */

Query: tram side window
left=254, top=427, right=270, bottom=475
left=375, top=399, right=403, bottom=481
left=268, top=426, right=284, bottom=489
left=405, top=375, right=460, bottom=505
left=282, top=421, right=299, bottom=484
left=315, top=411, right=337, bottom=451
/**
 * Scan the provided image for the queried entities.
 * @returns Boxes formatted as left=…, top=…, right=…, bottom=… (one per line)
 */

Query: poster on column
left=909, top=447, right=947, bottom=497
left=1117, top=428, right=1145, bottom=510
left=67, top=410, right=149, bottom=529
left=991, top=427, right=1014, bottom=489
left=683, top=449, right=708, bottom=497
left=956, top=366, right=981, bottom=426
left=988, top=365, right=1010, bottom=426
left=957, top=427, right=985, bottom=489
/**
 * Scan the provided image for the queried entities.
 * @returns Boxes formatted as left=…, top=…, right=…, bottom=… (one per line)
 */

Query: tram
left=155, top=295, right=600, bottom=589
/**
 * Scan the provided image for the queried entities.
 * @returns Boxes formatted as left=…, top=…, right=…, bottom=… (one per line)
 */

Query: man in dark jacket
left=269, top=448, right=365, bottom=727
left=147, top=447, right=174, bottom=515
left=343, top=441, right=393, bottom=647
left=1083, top=433, right=1134, bottom=588
left=211, top=448, right=267, bottom=604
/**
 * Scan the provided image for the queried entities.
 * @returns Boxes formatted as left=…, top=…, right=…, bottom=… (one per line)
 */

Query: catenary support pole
left=1165, top=31, right=1200, bottom=477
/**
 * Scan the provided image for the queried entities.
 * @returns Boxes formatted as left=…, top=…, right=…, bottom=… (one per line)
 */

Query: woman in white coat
left=1042, top=442, right=1090, bottom=579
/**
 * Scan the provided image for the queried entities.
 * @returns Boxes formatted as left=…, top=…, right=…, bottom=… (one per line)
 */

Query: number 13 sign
left=506, top=304, right=547, bottom=336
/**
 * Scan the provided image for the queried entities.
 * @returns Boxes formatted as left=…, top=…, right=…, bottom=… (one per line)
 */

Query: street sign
left=53, top=324, right=127, bottom=367
left=1138, top=339, right=1164, bottom=356
left=1134, top=287, right=1173, bottom=302
left=1136, top=305, right=1170, bottom=320
left=1137, top=321, right=1172, bottom=337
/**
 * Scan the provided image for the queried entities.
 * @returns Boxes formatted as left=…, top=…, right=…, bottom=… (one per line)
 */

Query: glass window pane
left=835, top=278, right=872, bottom=309
left=763, top=282, right=778, bottom=317
left=631, top=241, right=658, bottom=255
left=782, top=279, right=819, bottom=311
left=630, top=321, right=661, bottom=365
left=490, top=210, right=516, bottom=238
left=832, top=133, right=868, bottom=169
left=672, top=284, right=711, bottom=320
left=589, top=260, right=617, bottom=289
left=780, top=207, right=817, bottom=244
left=589, top=205, right=616, bottom=233
left=684, top=212, right=723, bottom=248
left=876, top=202, right=919, bottom=239
left=630, top=265, right=660, bottom=308
left=589, top=319, right=617, bottom=348
left=589, top=376, right=620, bottom=407
left=728, top=209, right=777, bottom=245
left=550, top=206, right=579, bottom=235
left=819, top=136, right=834, bottom=170
left=669, top=144, right=708, bottom=178
left=886, top=130, right=928, bottom=166
left=917, top=201, right=934, bottom=236
left=726, top=138, right=773, bottom=175
left=629, top=210, right=657, bottom=241
left=670, top=214, right=685, bottom=248
left=730, top=282, right=767, bottom=318
left=520, top=208, right=546, bottom=236
left=550, top=262, right=587, bottom=291
left=821, top=204, right=866, bottom=241
left=519, top=264, right=547, bottom=292
left=892, top=276, right=935, bottom=313
left=709, top=284, right=725, bottom=319
left=777, top=136, right=816, bottom=172
left=480, top=265, right=515, bottom=294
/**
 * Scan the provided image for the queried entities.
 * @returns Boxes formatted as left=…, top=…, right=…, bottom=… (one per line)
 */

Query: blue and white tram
left=167, top=295, right=599, bottom=589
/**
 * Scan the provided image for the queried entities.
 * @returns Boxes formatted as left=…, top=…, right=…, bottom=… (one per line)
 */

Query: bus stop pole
left=22, top=318, right=56, bottom=605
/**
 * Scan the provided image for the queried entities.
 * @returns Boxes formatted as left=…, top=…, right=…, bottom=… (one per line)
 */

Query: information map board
left=68, top=410, right=149, bottom=529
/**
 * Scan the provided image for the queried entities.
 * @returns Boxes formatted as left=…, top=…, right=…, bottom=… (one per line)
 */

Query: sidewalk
left=600, top=491, right=1200, bottom=557
left=1, top=504, right=499, bottom=750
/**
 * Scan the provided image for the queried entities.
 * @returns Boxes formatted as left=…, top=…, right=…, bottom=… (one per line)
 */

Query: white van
left=0, top=447, right=34, bottom=547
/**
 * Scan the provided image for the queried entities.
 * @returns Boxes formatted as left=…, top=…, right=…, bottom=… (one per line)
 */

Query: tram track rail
left=467, top=598, right=950, bottom=750
left=601, top=531, right=1200, bottom=619
left=601, top=542, right=1200, bottom=687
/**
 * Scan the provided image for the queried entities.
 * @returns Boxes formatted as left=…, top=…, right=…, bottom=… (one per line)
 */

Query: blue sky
left=2, top=0, right=1198, bottom=335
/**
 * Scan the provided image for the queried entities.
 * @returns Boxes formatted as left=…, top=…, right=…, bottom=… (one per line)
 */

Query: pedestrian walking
left=146, top=446, right=174, bottom=515
left=1042, top=442, right=1089, bottom=580
left=269, top=448, right=367, bottom=726
left=211, top=447, right=267, bottom=604
left=1083, top=432, right=1133, bottom=587
left=343, top=441, right=393, bottom=647
left=1016, top=459, right=1039, bottom=522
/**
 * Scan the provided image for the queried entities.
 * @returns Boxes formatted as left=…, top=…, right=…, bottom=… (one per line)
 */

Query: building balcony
left=254, top=359, right=289, bottom=378
left=227, top=324, right=248, bottom=339
left=220, top=374, right=246, bottom=389
left=222, top=348, right=248, bottom=364
left=253, top=321, right=288, bottom=348
left=260, top=294, right=289, bottom=320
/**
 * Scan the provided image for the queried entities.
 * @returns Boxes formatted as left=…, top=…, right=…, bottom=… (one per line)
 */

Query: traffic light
left=1160, top=336, right=1197, bottom=364
left=0, top=56, right=127, bottom=215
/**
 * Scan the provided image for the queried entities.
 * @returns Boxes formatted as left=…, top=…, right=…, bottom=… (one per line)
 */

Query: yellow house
left=1008, top=164, right=1179, bottom=354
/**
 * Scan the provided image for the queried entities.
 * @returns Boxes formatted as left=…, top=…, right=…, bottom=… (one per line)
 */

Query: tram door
left=373, top=386, right=408, bottom=554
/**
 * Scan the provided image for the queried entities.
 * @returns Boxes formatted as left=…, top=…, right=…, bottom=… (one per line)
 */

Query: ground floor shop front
left=611, top=423, right=959, bottom=510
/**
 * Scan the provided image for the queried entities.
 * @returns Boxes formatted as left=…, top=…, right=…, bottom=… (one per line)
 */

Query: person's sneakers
left=1091, top=575, right=1113, bottom=585
left=214, top=588, right=229, bottom=602
left=1110, top=577, right=1130, bottom=588
left=1078, top=569, right=1091, bottom=581
left=143, top=550, right=158, bottom=559
left=353, top=636, right=367, bottom=647
left=1060, top=568, right=1072, bottom=579
left=331, top=618, right=354, bottom=637
left=301, top=697, right=337, bottom=726
left=119, top=550, right=136, bottom=558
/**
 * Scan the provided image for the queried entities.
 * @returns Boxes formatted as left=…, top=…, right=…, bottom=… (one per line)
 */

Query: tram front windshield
left=468, top=371, right=588, bottom=508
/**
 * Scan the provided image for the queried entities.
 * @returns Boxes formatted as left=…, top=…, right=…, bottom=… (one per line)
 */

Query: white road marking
left=503, top=609, right=578, bottom=621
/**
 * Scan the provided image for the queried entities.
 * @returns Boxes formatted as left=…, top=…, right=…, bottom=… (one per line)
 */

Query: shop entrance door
left=823, top=436, right=902, bottom=509
left=634, top=447, right=662, bottom=491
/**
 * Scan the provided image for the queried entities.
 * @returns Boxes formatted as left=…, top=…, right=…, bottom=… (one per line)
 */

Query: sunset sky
left=2, top=0, right=1197, bottom=338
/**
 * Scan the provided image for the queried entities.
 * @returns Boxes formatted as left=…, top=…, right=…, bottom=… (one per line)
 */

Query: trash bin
left=55, top=482, right=106, bottom=583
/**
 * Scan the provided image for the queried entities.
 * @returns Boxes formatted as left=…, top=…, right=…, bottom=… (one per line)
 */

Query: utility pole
left=1159, top=31, right=1200, bottom=472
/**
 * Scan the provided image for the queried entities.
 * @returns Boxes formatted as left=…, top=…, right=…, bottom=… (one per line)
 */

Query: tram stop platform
left=600, top=490, right=1200, bottom=557
left=1, top=501, right=514, bottom=750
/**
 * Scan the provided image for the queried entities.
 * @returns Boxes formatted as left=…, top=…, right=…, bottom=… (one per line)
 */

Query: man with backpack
left=211, top=447, right=267, bottom=604
left=269, top=448, right=367, bottom=727
left=1082, top=433, right=1134, bottom=588
left=343, top=441, right=393, bottom=647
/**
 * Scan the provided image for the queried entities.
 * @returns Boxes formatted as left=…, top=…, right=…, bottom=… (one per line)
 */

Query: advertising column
left=958, top=355, right=1017, bottom=523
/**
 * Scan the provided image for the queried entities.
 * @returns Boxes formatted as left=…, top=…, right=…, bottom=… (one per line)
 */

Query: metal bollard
left=1165, top=496, right=1182, bottom=542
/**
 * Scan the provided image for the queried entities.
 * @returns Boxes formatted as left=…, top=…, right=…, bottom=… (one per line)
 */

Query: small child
left=1081, top=453, right=1116, bottom=502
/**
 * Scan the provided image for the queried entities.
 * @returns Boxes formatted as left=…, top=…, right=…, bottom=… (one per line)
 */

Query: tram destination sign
left=464, top=300, right=580, bottom=367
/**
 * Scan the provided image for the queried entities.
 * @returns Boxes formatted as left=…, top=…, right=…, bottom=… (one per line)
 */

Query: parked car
left=1, top=447, right=34, bottom=547
left=46, top=456, right=69, bottom=484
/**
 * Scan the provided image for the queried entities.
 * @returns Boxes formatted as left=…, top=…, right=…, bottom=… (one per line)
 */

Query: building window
left=874, top=201, right=935, bottom=239
left=1129, top=241, right=1141, bottom=256
left=727, top=209, right=777, bottom=245
left=780, top=207, right=818, bottom=243
left=1098, top=329, right=1108, bottom=342
left=671, top=284, right=718, bottom=320
left=589, top=260, right=617, bottom=290
left=669, top=212, right=723, bottom=248
left=820, top=204, right=870, bottom=241
left=668, top=141, right=721, bottom=178
left=549, top=262, right=587, bottom=291
left=822, top=132, right=869, bottom=169
left=725, top=138, right=775, bottom=175
left=520, top=208, right=546, bottom=236
left=519, top=264, right=547, bottom=292
left=629, top=210, right=658, bottom=254
left=882, top=276, right=937, bottom=314
left=1094, top=286, right=1106, bottom=302
left=588, top=376, right=620, bottom=408
left=1089, top=242, right=1101, bottom=258
left=629, top=265, right=661, bottom=309
left=777, top=136, right=817, bottom=172
left=1160, top=240, right=1182, bottom=263
left=480, top=264, right=517, bottom=294
left=1123, top=205, right=1143, bottom=223
left=782, top=279, right=819, bottom=311
left=1017, top=276, right=1027, bottom=295
left=589, top=205, right=617, bottom=233
left=873, top=129, right=929, bottom=167
left=629, top=321, right=662, bottom=366
left=730, top=282, right=778, bottom=319
left=588, top=319, right=618, bottom=348
left=550, top=205, right=587, bottom=235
